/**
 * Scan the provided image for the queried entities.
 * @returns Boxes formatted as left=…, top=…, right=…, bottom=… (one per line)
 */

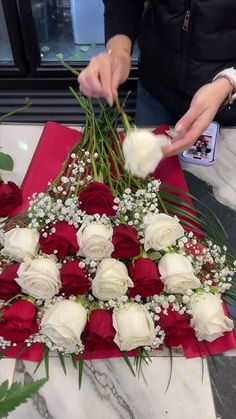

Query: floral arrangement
left=0, top=92, right=235, bottom=384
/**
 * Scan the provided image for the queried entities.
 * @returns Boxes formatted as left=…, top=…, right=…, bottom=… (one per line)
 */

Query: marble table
left=0, top=124, right=236, bottom=419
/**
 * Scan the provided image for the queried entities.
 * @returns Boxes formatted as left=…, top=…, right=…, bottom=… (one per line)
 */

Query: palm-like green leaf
left=0, top=378, right=47, bottom=418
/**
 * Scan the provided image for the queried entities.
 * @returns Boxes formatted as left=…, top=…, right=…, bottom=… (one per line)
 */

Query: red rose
left=158, top=308, right=194, bottom=347
left=112, top=224, right=140, bottom=258
left=128, top=257, right=164, bottom=298
left=39, top=221, right=79, bottom=258
left=0, top=181, right=22, bottom=217
left=84, top=309, right=116, bottom=351
left=0, top=264, right=21, bottom=300
left=0, top=300, right=38, bottom=342
left=60, top=260, right=91, bottom=297
left=78, top=182, right=116, bottom=216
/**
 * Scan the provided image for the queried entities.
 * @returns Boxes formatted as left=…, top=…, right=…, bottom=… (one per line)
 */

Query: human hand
left=162, top=78, right=233, bottom=157
left=78, top=49, right=131, bottom=106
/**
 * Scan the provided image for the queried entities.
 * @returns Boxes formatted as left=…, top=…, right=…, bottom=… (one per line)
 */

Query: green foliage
left=0, top=152, right=14, bottom=171
left=0, top=378, right=47, bottom=418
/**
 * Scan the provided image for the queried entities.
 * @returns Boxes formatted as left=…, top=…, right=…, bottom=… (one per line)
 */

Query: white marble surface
left=181, top=128, right=236, bottom=211
left=9, top=357, right=215, bottom=419
left=1, top=122, right=236, bottom=419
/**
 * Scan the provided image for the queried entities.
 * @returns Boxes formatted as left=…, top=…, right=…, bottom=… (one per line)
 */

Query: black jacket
left=103, top=0, right=236, bottom=125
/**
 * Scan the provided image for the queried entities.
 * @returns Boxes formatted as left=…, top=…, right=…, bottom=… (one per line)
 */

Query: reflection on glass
left=0, top=0, right=14, bottom=64
left=31, top=0, right=138, bottom=63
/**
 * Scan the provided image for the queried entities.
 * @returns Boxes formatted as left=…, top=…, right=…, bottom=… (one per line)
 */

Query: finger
left=111, top=67, right=122, bottom=98
left=97, top=58, right=113, bottom=106
left=163, top=110, right=212, bottom=157
left=175, top=104, right=205, bottom=135
left=78, top=70, right=103, bottom=98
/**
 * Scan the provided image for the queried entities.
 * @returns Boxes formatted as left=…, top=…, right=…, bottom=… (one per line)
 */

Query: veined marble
left=180, top=128, right=236, bottom=211
left=8, top=356, right=216, bottom=419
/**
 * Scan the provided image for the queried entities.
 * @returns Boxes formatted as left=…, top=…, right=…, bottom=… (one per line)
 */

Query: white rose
left=16, top=257, right=61, bottom=299
left=77, top=222, right=114, bottom=260
left=92, top=258, right=133, bottom=300
left=40, top=300, right=87, bottom=352
left=144, top=214, right=184, bottom=251
left=158, top=253, right=201, bottom=294
left=188, top=293, right=234, bottom=342
left=113, top=303, right=156, bottom=351
left=122, top=128, right=169, bottom=179
left=1, top=228, right=39, bottom=262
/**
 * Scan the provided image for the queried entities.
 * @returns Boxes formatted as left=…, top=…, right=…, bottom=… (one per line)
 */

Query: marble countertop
left=0, top=123, right=235, bottom=419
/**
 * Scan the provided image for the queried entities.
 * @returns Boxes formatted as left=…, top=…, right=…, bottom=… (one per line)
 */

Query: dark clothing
left=103, top=0, right=236, bottom=125
left=135, top=83, right=178, bottom=126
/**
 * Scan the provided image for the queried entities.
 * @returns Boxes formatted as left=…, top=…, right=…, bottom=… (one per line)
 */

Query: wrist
left=213, top=68, right=236, bottom=106
left=107, top=47, right=131, bottom=60
left=212, top=77, right=234, bottom=100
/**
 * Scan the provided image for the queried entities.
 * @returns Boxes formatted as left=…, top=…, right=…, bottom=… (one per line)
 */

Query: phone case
left=180, top=122, right=219, bottom=166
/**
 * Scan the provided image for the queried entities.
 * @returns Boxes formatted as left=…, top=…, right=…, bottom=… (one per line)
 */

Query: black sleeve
left=103, top=0, right=146, bottom=45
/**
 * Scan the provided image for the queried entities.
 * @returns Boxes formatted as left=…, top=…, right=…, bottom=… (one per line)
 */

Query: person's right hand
left=78, top=49, right=131, bottom=106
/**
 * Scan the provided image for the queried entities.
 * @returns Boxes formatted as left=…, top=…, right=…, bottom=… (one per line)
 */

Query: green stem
left=0, top=99, right=31, bottom=123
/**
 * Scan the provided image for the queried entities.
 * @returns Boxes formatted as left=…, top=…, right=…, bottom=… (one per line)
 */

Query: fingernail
left=175, top=123, right=183, bottom=133
left=107, top=98, right=113, bottom=107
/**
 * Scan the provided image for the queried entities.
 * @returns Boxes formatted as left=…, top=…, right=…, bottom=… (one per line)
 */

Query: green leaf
left=0, top=152, right=14, bottom=171
left=148, top=251, right=162, bottom=261
left=165, top=348, right=173, bottom=393
left=41, top=45, right=50, bottom=53
left=58, top=351, right=67, bottom=375
left=121, top=351, right=136, bottom=377
left=44, top=347, right=49, bottom=380
left=80, top=46, right=89, bottom=53
left=55, top=53, right=64, bottom=60
left=78, top=352, right=84, bottom=389
left=0, top=381, right=9, bottom=401
left=0, top=348, right=8, bottom=361
left=0, top=378, right=47, bottom=418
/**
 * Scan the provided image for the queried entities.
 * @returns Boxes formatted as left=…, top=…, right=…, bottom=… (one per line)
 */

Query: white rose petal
left=40, top=300, right=87, bottom=352
left=16, top=258, right=61, bottom=299
left=1, top=228, right=39, bottom=262
left=188, top=293, right=233, bottom=342
left=144, top=214, right=184, bottom=251
left=123, top=128, right=169, bottom=179
left=77, top=223, right=114, bottom=260
left=113, top=303, right=156, bottom=351
left=92, top=258, right=133, bottom=300
left=158, top=253, right=201, bottom=294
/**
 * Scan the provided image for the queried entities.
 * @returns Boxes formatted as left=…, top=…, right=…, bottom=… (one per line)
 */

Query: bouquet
left=0, top=91, right=235, bottom=385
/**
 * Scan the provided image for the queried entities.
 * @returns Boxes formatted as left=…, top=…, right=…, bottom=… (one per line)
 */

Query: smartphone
left=180, top=121, right=219, bottom=166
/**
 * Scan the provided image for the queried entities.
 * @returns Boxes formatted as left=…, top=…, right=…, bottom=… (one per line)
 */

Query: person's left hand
left=162, top=78, right=233, bottom=157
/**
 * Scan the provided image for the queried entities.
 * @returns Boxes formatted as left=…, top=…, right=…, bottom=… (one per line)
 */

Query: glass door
left=17, top=0, right=138, bottom=75
left=0, top=0, right=27, bottom=75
